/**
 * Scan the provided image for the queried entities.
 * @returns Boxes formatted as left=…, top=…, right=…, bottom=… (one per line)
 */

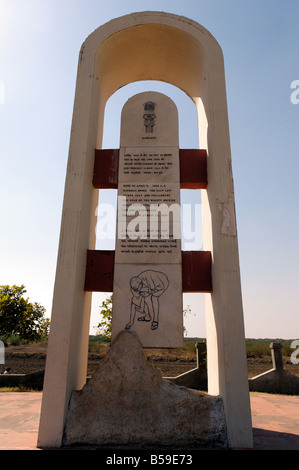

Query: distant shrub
left=246, top=341, right=271, bottom=357
left=0, top=334, right=21, bottom=346
left=246, top=339, right=295, bottom=358
left=8, top=335, right=20, bottom=346
left=88, top=335, right=110, bottom=353
left=183, top=341, right=197, bottom=353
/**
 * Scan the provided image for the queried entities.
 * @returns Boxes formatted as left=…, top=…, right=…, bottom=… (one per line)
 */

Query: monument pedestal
left=63, top=331, right=228, bottom=449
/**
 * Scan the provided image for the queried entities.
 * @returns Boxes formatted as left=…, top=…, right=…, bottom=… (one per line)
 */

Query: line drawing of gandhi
left=125, top=270, right=169, bottom=331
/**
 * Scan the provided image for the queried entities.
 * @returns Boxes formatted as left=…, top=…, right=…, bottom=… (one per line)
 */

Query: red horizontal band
left=84, top=250, right=212, bottom=293
left=92, top=148, right=207, bottom=189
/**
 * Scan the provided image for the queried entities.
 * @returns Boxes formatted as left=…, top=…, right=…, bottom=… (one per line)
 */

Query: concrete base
left=166, top=342, right=207, bottom=391
left=249, top=368, right=299, bottom=395
left=63, top=330, right=227, bottom=449
left=0, top=370, right=44, bottom=390
left=166, top=366, right=207, bottom=391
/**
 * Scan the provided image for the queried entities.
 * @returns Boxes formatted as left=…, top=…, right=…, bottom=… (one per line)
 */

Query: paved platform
left=0, top=392, right=298, bottom=450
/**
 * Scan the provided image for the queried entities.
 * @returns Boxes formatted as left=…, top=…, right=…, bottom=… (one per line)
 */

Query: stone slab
left=120, top=92, right=179, bottom=148
left=112, top=92, right=183, bottom=348
left=115, top=235, right=181, bottom=265
left=118, top=147, right=180, bottom=183
left=111, top=264, right=183, bottom=348
left=116, top=181, right=182, bottom=264
left=117, top=183, right=181, bottom=219
left=63, top=330, right=228, bottom=449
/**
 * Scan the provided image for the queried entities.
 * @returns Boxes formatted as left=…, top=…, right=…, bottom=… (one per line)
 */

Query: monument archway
left=38, top=12, right=253, bottom=449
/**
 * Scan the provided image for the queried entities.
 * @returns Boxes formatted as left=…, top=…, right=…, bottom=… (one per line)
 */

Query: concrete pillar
left=271, top=342, right=284, bottom=370
left=195, top=342, right=206, bottom=368
left=0, top=341, right=4, bottom=365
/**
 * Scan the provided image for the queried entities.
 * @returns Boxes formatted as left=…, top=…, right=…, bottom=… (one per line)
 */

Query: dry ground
left=1, top=342, right=299, bottom=380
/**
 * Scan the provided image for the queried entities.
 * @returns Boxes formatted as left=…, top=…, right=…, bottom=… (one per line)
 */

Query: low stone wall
left=249, top=369, right=299, bottom=395
left=0, top=370, right=44, bottom=390
left=165, top=342, right=207, bottom=391
left=249, top=343, right=299, bottom=395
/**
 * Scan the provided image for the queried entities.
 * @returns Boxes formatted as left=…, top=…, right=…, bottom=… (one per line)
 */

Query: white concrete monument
left=38, top=12, right=253, bottom=449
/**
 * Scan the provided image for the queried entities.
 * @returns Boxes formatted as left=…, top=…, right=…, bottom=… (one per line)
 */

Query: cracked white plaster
left=218, top=197, right=237, bottom=236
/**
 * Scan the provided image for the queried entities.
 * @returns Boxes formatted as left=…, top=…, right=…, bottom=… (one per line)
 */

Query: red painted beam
left=92, top=149, right=207, bottom=189
left=93, top=149, right=119, bottom=189
left=84, top=250, right=212, bottom=293
left=182, top=251, right=212, bottom=293
left=84, top=250, right=115, bottom=292
left=179, top=149, right=207, bottom=189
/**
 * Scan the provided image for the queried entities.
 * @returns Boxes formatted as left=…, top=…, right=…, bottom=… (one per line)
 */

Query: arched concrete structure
left=38, top=12, right=252, bottom=449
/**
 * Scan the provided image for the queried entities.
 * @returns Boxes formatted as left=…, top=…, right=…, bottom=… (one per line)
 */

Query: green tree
left=96, top=294, right=113, bottom=340
left=0, top=284, right=50, bottom=342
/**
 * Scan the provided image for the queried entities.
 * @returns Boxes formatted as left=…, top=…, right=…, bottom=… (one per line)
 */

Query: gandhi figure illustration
left=125, top=270, right=169, bottom=331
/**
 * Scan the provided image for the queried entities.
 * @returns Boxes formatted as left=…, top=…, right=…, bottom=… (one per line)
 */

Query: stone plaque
left=116, top=181, right=181, bottom=264
left=112, top=264, right=183, bottom=348
left=118, top=147, right=180, bottom=183
left=111, top=92, right=183, bottom=347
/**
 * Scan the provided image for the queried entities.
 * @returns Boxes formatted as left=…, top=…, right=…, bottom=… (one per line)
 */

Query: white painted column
left=197, top=61, right=253, bottom=448
left=37, top=46, right=100, bottom=449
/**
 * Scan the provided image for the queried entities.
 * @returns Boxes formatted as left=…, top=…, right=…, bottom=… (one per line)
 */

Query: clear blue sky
left=0, top=0, right=298, bottom=339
